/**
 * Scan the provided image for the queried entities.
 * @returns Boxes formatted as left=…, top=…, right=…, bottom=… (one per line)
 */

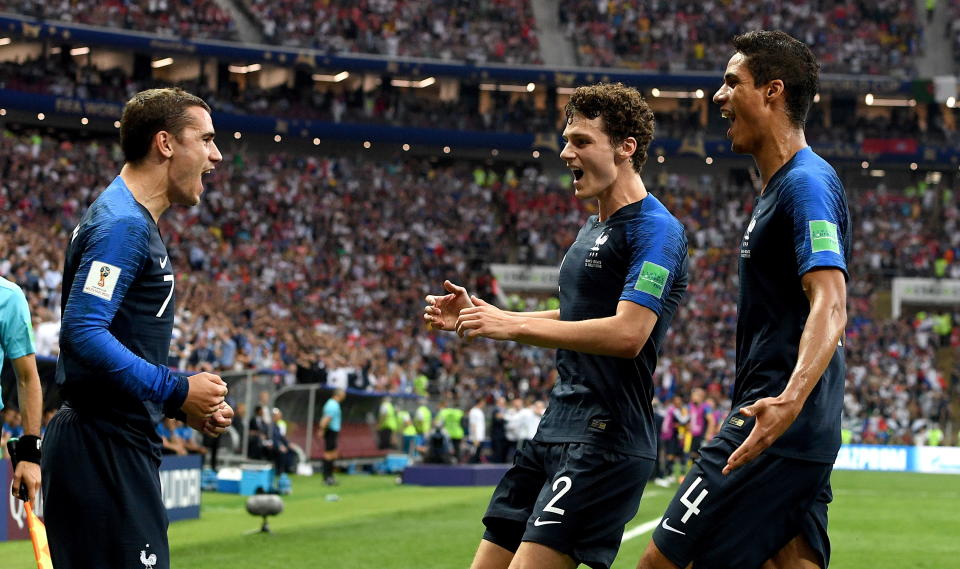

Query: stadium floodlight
left=705, top=157, right=714, bottom=165
left=391, top=77, right=436, bottom=88
left=480, top=83, right=535, bottom=93
left=0, top=38, right=11, bottom=46
left=312, top=71, right=349, bottom=82
left=1, top=109, right=7, bottom=116
left=910, top=163, right=918, bottom=171
left=532, top=150, right=540, bottom=158
left=151, top=57, right=174, bottom=69
left=442, top=146, right=451, bottom=154
left=70, top=47, right=90, bottom=56
left=245, top=493, right=284, bottom=534
left=37, top=113, right=44, bottom=120
left=526, top=83, right=535, bottom=92
left=363, top=141, right=372, bottom=149
left=228, top=64, right=261, bottom=74
left=402, top=144, right=411, bottom=151
left=864, top=93, right=914, bottom=107
left=81, top=117, right=88, bottom=125
left=814, top=93, right=821, bottom=103
left=313, top=138, right=321, bottom=145
left=650, top=89, right=703, bottom=99
left=947, top=97, right=956, bottom=108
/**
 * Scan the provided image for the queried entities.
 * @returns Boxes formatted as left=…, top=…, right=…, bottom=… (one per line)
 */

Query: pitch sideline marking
left=621, top=517, right=663, bottom=543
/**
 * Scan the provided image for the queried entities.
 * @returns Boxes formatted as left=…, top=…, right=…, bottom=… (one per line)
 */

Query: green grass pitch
left=1, top=470, right=955, bottom=568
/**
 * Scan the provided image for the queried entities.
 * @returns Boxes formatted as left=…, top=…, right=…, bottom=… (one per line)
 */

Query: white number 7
left=157, top=274, right=174, bottom=317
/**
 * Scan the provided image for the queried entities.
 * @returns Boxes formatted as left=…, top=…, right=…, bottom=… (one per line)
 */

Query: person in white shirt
left=468, top=398, right=487, bottom=463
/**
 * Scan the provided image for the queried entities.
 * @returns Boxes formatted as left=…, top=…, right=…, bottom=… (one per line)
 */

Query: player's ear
left=155, top=130, right=175, bottom=159
left=618, top=136, right=637, bottom=161
left=765, top=80, right=785, bottom=102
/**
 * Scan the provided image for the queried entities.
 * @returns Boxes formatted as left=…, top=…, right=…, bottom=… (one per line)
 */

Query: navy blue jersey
left=57, top=176, right=188, bottom=458
left=719, top=147, right=851, bottom=463
left=535, top=195, right=688, bottom=458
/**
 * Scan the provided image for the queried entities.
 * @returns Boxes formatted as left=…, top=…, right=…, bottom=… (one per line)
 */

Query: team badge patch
left=635, top=261, right=669, bottom=298
left=809, top=220, right=840, bottom=254
left=82, top=261, right=121, bottom=301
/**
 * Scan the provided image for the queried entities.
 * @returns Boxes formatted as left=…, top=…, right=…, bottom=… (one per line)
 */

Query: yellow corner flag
left=24, top=503, right=52, bottom=569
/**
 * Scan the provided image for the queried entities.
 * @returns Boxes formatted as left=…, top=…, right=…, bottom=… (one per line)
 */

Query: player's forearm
left=61, top=315, right=186, bottom=404
left=780, top=288, right=847, bottom=406
left=12, top=355, right=42, bottom=437
left=510, top=315, right=649, bottom=358
left=502, top=309, right=560, bottom=320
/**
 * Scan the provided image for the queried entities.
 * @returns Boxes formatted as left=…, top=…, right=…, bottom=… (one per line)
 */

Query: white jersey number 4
left=679, top=476, right=708, bottom=524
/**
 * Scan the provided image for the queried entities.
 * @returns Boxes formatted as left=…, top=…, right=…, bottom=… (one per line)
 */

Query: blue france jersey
left=720, top=147, right=851, bottom=463
left=57, top=176, right=188, bottom=456
left=536, top=195, right=688, bottom=458
left=0, top=278, right=36, bottom=410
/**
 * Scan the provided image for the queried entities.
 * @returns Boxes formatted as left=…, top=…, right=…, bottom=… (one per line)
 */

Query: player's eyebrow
left=723, top=72, right=740, bottom=84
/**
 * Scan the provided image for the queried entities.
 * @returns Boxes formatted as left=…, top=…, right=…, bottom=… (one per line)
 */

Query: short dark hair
left=120, top=87, right=211, bottom=164
left=732, top=30, right=820, bottom=127
left=564, top=82, right=655, bottom=174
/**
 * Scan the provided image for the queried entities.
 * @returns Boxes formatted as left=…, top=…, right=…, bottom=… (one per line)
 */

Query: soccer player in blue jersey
left=1, top=277, right=43, bottom=507
left=42, top=87, right=233, bottom=569
left=640, top=31, right=850, bottom=569
left=425, top=83, right=689, bottom=569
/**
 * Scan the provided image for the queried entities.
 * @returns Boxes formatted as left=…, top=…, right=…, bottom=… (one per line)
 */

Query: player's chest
left=739, top=193, right=786, bottom=263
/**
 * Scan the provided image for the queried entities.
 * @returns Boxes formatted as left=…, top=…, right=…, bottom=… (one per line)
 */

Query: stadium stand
left=0, top=0, right=237, bottom=40
left=559, top=0, right=922, bottom=76
left=239, top=0, right=542, bottom=64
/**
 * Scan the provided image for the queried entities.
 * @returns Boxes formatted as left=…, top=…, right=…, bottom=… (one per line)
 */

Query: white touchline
left=621, top=517, right=663, bottom=543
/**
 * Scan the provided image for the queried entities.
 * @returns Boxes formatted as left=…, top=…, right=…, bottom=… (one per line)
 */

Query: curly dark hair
left=564, top=83, right=655, bottom=174
left=733, top=30, right=820, bottom=128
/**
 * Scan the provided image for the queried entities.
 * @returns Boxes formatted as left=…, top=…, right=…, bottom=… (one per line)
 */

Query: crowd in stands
left=559, top=0, right=922, bottom=76
left=0, top=129, right=957, bottom=448
left=240, top=0, right=542, bottom=65
left=0, top=0, right=236, bottom=40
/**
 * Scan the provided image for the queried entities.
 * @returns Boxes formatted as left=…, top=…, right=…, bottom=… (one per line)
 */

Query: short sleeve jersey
left=535, top=195, right=688, bottom=459
left=57, top=176, right=188, bottom=457
left=322, top=398, right=342, bottom=432
left=0, top=278, right=36, bottom=410
left=718, top=147, right=851, bottom=463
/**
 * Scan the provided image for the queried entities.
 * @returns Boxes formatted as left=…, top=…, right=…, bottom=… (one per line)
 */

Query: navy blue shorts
left=653, top=436, right=832, bottom=569
left=41, top=407, right=170, bottom=569
left=482, top=440, right=654, bottom=569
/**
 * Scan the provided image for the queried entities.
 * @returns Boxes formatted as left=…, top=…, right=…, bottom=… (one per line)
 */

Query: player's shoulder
left=632, top=193, right=686, bottom=239
left=781, top=148, right=842, bottom=191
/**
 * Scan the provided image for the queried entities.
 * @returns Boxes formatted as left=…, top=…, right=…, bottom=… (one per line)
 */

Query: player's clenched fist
left=182, top=372, right=228, bottom=417
left=188, top=402, right=234, bottom=437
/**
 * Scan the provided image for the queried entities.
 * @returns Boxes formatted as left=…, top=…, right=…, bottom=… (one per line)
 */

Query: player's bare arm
left=724, top=268, right=847, bottom=475
left=10, top=353, right=42, bottom=506
left=457, top=296, right=656, bottom=359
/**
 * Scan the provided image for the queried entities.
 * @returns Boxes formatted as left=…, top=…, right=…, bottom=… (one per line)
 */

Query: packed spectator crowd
left=0, top=0, right=236, bottom=40
left=240, top=0, right=542, bottom=64
left=1, top=128, right=957, bottom=446
left=559, top=0, right=922, bottom=76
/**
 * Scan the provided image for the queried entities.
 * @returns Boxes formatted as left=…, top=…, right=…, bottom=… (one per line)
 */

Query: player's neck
left=597, top=170, right=648, bottom=222
left=754, top=127, right=807, bottom=193
left=120, top=163, right=171, bottom=223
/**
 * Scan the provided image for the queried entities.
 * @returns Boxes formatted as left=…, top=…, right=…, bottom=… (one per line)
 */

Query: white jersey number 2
left=543, top=476, right=573, bottom=515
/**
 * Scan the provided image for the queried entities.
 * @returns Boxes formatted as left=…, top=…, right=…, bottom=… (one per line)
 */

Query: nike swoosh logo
left=533, top=517, right=561, bottom=526
left=159, top=256, right=168, bottom=269
left=660, top=517, right=686, bottom=535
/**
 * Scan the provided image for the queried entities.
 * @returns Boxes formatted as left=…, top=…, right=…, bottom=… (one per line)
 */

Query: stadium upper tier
left=1, top=0, right=235, bottom=40
left=0, top=0, right=927, bottom=76
left=2, top=130, right=955, bottom=444
left=560, top=0, right=921, bottom=76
